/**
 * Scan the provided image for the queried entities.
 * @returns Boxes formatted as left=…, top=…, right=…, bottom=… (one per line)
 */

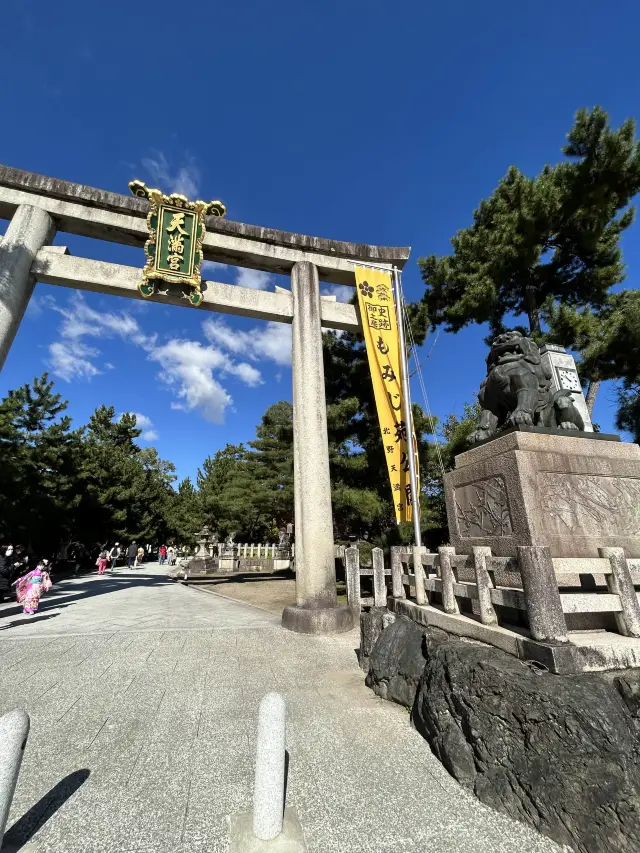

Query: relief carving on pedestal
left=454, top=476, right=513, bottom=538
left=539, top=473, right=640, bottom=538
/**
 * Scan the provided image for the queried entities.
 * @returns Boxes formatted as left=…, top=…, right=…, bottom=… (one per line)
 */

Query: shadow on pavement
left=0, top=613, right=60, bottom=631
left=0, top=572, right=172, bottom=628
left=3, top=768, right=90, bottom=848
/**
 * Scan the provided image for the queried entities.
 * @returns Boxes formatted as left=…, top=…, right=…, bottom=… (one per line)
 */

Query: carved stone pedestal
left=444, top=428, right=640, bottom=558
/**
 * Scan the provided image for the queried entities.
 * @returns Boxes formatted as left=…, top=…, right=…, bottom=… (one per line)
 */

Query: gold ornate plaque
left=129, top=180, right=226, bottom=306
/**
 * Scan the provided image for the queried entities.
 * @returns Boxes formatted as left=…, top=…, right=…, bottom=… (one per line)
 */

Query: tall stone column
left=282, top=261, right=353, bottom=634
left=0, top=205, right=55, bottom=371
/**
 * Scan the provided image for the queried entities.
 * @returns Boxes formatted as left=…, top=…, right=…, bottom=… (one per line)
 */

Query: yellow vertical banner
left=354, top=267, right=420, bottom=524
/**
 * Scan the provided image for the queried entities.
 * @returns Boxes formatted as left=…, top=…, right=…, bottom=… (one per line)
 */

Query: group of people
left=95, top=542, right=181, bottom=574
left=96, top=543, right=146, bottom=574
left=157, top=544, right=178, bottom=566
left=0, top=537, right=183, bottom=615
left=0, top=544, right=52, bottom=616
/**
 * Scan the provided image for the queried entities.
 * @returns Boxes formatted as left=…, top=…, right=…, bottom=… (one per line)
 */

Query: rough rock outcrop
left=365, top=616, right=427, bottom=707
left=365, top=617, right=640, bottom=853
left=358, top=607, right=387, bottom=671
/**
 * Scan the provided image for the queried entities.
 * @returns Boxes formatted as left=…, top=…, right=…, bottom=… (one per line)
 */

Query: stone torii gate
left=0, top=165, right=410, bottom=634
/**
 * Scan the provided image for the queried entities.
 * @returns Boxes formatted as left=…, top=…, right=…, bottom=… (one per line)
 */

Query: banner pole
left=393, top=266, right=422, bottom=546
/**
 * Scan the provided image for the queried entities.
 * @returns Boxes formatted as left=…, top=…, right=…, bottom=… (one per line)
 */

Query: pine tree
left=420, top=106, right=640, bottom=340
left=541, top=290, right=640, bottom=416
left=75, top=409, right=173, bottom=546
left=246, top=401, right=294, bottom=535
left=166, top=477, right=203, bottom=544
left=197, top=444, right=264, bottom=540
left=616, top=384, right=640, bottom=442
left=0, top=375, right=82, bottom=554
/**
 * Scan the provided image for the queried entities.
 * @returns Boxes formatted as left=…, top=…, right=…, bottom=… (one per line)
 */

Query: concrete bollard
left=253, top=693, right=286, bottom=841
left=0, top=709, right=30, bottom=842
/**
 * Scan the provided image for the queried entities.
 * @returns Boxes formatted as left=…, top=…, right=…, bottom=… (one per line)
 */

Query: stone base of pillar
left=281, top=604, right=354, bottom=635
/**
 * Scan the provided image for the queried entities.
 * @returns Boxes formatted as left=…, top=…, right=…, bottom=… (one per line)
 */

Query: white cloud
left=48, top=293, right=154, bottom=381
left=126, top=412, right=153, bottom=429
left=118, top=412, right=159, bottom=442
left=201, top=260, right=228, bottom=278
left=236, top=268, right=271, bottom=290
left=149, top=338, right=262, bottom=423
left=47, top=293, right=269, bottom=425
left=320, top=284, right=354, bottom=303
left=203, top=318, right=292, bottom=366
left=26, top=292, right=57, bottom=318
left=54, top=292, right=153, bottom=348
left=48, top=340, right=102, bottom=382
left=141, top=151, right=200, bottom=197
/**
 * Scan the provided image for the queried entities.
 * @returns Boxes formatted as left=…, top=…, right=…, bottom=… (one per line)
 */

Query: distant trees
left=0, top=374, right=81, bottom=555
left=0, top=327, right=456, bottom=555
left=0, top=375, right=176, bottom=558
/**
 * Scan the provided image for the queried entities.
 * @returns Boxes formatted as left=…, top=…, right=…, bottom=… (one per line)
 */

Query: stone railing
left=213, top=543, right=293, bottom=559
left=345, top=545, right=640, bottom=648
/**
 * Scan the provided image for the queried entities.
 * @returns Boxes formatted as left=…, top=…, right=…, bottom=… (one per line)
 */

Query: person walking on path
left=167, top=546, right=175, bottom=566
left=109, top=543, right=120, bottom=571
left=135, top=546, right=145, bottom=568
left=96, top=548, right=109, bottom=575
left=13, top=559, right=52, bottom=615
left=127, top=543, right=137, bottom=569
left=158, top=544, right=167, bottom=566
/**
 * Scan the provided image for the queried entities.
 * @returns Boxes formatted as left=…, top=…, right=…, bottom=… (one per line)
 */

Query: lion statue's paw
left=508, top=408, right=534, bottom=427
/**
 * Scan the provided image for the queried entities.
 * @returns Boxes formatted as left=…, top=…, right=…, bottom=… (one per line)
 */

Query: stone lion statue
left=469, top=330, right=584, bottom=445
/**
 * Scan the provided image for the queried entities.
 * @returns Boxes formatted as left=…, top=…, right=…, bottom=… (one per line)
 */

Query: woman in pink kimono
left=13, top=560, right=52, bottom=615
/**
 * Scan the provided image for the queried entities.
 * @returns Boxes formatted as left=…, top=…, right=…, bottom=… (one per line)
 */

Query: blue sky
left=1, top=1, right=639, bottom=482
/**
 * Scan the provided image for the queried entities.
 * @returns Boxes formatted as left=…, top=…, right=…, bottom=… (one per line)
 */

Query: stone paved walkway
left=0, top=565, right=562, bottom=853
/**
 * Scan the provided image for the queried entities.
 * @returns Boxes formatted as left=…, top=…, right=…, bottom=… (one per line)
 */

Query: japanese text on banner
left=354, top=267, right=419, bottom=524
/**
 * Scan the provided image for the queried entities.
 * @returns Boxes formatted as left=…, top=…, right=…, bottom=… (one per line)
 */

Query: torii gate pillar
left=282, top=262, right=354, bottom=634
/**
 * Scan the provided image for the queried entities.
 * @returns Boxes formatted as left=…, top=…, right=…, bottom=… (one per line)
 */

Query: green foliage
left=616, top=383, right=640, bottom=442
left=246, top=401, right=294, bottom=531
left=0, top=374, right=177, bottom=557
left=420, top=403, right=480, bottom=542
left=420, top=106, right=640, bottom=339
left=0, top=374, right=82, bottom=553
left=165, top=477, right=202, bottom=545
left=541, top=290, right=640, bottom=386
left=197, top=444, right=266, bottom=541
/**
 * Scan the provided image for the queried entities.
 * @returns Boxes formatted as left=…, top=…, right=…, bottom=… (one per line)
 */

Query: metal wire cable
left=399, top=280, right=446, bottom=479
